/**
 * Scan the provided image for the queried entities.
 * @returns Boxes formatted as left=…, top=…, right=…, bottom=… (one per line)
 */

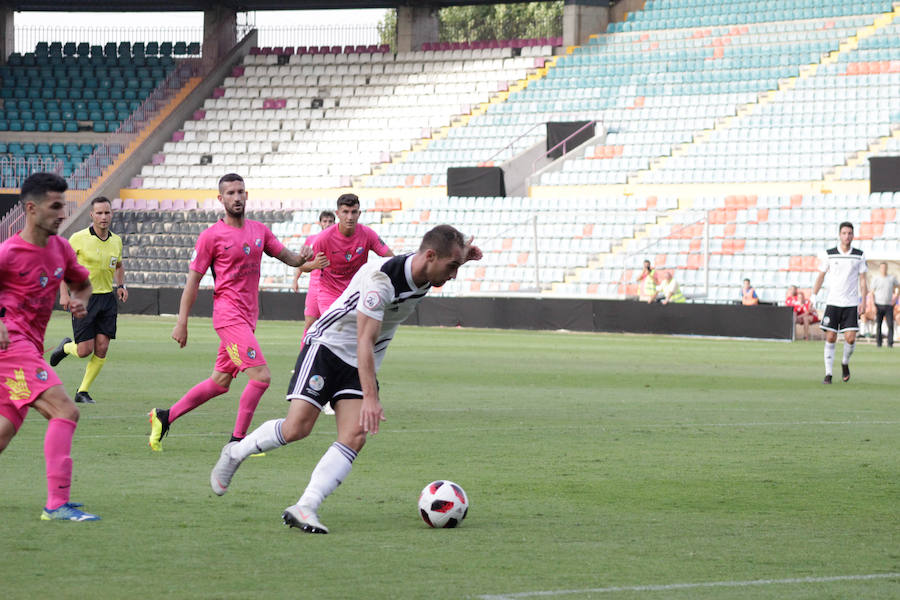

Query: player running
left=209, top=225, right=481, bottom=534
left=147, top=173, right=313, bottom=451
left=811, top=221, right=868, bottom=384
left=0, top=172, right=101, bottom=521
left=291, top=209, right=335, bottom=336
left=49, top=196, right=128, bottom=404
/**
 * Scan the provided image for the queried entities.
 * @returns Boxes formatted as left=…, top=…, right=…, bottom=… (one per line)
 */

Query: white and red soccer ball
left=418, top=480, right=469, bottom=528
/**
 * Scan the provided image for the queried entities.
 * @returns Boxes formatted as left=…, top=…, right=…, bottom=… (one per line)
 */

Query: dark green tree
left=439, top=1, right=563, bottom=43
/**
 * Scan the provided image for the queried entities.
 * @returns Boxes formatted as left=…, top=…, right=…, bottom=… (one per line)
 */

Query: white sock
left=233, top=419, right=286, bottom=461
left=824, top=341, right=836, bottom=376
left=297, top=442, right=357, bottom=510
left=842, top=342, right=855, bottom=365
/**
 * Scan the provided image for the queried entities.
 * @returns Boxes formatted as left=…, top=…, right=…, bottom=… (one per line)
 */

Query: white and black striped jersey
left=817, top=246, right=867, bottom=307
left=303, top=253, right=429, bottom=371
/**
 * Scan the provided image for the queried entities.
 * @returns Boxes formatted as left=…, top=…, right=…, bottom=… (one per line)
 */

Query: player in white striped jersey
left=811, top=221, right=868, bottom=384
left=209, top=225, right=481, bottom=533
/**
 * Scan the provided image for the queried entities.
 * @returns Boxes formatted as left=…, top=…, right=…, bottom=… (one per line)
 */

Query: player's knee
left=340, top=430, right=366, bottom=453
left=281, top=417, right=314, bottom=442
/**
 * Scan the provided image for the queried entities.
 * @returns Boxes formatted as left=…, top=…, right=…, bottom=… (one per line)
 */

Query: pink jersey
left=312, top=224, right=391, bottom=300
left=305, top=232, right=321, bottom=289
left=189, top=219, right=285, bottom=329
left=0, top=233, right=89, bottom=353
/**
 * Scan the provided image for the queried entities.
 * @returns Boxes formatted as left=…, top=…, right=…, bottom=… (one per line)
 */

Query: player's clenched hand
left=68, top=298, right=87, bottom=319
left=359, top=396, right=386, bottom=435
left=0, top=322, right=9, bottom=350
left=311, top=252, right=329, bottom=270
left=172, top=322, right=188, bottom=348
left=300, top=245, right=314, bottom=262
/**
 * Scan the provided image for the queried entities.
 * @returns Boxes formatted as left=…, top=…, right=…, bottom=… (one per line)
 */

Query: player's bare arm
left=67, top=278, right=92, bottom=319
left=115, top=259, right=128, bottom=303
left=858, top=272, right=868, bottom=315
left=275, top=246, right=314, bottom=268
left=172, top=270, right=203, bottom=348
left=0, top=320, right=9, bottom=350
left=58, top=283, right=71, bottom=311
left=356, top=311, right=385, bottom=435
left=810, top=271, right=826, bottom=304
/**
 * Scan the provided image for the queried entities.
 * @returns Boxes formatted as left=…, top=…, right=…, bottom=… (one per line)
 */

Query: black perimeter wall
left=114, top=288, right=793, bottom=340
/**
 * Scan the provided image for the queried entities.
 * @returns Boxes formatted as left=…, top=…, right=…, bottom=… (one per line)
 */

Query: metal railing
left=255, top=24, right=382, bottom=49
left=14, top=26, right=204, bottom=55
left=530, top=120, right=597, bottom=175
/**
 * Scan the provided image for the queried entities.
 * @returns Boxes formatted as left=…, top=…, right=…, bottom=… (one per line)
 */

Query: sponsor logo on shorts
left=309, top=375, right=325, bottom=391
left=3, top=368, right=31, bottom=401
left=823, top=316, right=830, bottom=326
left=364, top=291, right=381, bottom=310
left=242, top=243, right=251, bottom=255
left=247, top=347, right=257, bottom=359
left=36, top=368, right=48, bottom=381
left=226, top=342, right=243, bottom=367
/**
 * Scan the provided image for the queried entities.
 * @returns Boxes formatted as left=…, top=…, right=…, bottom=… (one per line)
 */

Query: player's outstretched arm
left=357, top=312, right=385, bottom=435
left=172, top=270, right=202, bottom=348
left=275, top=246, right=314, bottom=268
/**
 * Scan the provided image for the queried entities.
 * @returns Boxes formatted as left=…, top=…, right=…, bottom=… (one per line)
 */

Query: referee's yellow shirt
left=68, top=226, right=123, bottom=294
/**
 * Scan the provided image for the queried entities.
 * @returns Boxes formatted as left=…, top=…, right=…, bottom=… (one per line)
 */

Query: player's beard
left=225, top=204, right=244, bottom=218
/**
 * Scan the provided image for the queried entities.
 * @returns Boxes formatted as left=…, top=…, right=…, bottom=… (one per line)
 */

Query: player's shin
left=297, top=442, right=357, bottom=510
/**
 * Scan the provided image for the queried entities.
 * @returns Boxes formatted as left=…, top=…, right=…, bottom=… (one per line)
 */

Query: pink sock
left=232, top=379, right=269, bottom=439
left=45, top=418, right=77, bottom=510
left=169, top=378, right=229, bottom=423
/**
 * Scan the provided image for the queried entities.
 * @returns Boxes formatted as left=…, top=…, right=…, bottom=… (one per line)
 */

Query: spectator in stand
left=659, top=271, right=686, bottom=304
left=741, top=278, right=759, bottom=305
left=796, top=290, right=819, bottom=340
left=870, top=262, right=899, bottom=348
left=638, top=259, right=657, bottom=303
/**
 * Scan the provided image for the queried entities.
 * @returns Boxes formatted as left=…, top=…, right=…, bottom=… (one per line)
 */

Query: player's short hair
left=20, top=172, right=67, bottom=205
left=838, top=221, right=854, bottom=232
left=336, top=193, right=359, bottom=209
left=319, top=210, right=335, bottom=222
left=218, top=173, right=244, bottom=192
left=90, top=196, right=111, bottom=208
left=420, top=224, right=465, bottom=258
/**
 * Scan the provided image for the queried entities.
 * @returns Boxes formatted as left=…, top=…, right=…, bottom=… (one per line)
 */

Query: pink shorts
left=0, top=339, right=63, bottom=432
left=304, top=282, right=320, bottom=319
left=214, top=323, right=267, bottom=378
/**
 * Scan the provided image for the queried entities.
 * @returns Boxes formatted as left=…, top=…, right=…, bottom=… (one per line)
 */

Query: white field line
left=476, top=572, right=900, bottom=599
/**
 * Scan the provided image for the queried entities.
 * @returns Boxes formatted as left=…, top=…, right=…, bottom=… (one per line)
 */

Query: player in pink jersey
left=147, top=173, right=313, bottom=452
left=312, top=193, right=393, bottom=317
left=290, top=209, right=335, bottom=334
left=0, top=172, right=101, bottom=521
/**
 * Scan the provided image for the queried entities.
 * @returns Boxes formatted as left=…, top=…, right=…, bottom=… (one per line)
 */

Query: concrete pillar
left=0, top=6, right=14, bottom=63
left=563, top=0, right=610, bottom=47
left=203, top=5, right=237, bottom=63
left=396, top=3, right=439, bottom=53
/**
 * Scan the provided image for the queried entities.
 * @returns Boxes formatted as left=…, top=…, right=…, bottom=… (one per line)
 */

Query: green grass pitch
left=2, top=313, right=897, bottom=599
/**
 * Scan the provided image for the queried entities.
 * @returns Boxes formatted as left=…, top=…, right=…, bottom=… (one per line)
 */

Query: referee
left=50, top=196, right=128, bottom=403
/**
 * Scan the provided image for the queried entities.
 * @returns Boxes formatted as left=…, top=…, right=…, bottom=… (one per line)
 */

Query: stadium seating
left=136, top=43, right=556, bottom=190
left=0, top=142, right=97, bottom=188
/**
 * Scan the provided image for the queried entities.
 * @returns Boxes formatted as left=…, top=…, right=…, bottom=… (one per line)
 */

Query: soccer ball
left=418, top=480, right=469, bottom=528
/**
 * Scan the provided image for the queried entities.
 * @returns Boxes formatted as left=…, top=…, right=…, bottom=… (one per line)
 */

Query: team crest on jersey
left=255, top=238, right=262, bottom=248
left=54, top=267, right=64, bottom=279
left=38, top=271, right=49, bottom=288
left=344, top=252, right=353, bottom=261
left=364, top=291, right=381, bottom=310
left=242, top=243, right=251, bottom=255
left=309, top=375, right=325, bottom=392
left=247, top=347, right=257, bottom=359
left=36, top=368, right=48, bottom=381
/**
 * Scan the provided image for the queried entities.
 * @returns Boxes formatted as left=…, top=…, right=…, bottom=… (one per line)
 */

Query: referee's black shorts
left=72, top=292, right=118, bottom=342
left=820, top=304, right=859, bottom=333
